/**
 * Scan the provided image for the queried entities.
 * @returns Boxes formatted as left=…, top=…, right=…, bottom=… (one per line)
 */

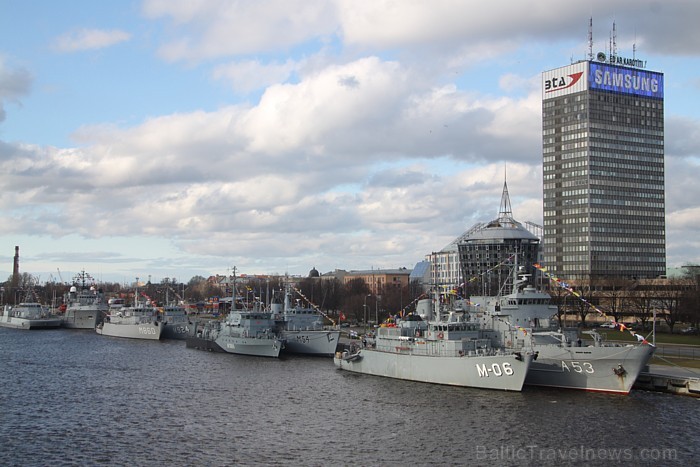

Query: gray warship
left=96, top=293, right=162, bottom=340
left=466, top=256, right=655, bottom=394
left=0, top=296, right=61, bottom=330
left=61, top=270, right=108, bottom=329
left=159, top=303, right=193, bottom=340
left=334, top=294, right=533, bottom=391
left=186, top=302, right=284, bottom=357
left=271, top=285, right=340, bottom=356
left=186, top=271, right=284, bottom=357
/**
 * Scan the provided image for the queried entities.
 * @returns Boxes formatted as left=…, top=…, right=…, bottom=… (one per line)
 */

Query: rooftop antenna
left=612, top=21, right=617, bottom=57
left=587, top=17, right=593, bottom=61
left=497, top=163, right=513, bottom=222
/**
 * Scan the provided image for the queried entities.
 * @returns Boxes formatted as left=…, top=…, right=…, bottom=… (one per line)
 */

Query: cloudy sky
left=1, top=0, right=699, bottom=285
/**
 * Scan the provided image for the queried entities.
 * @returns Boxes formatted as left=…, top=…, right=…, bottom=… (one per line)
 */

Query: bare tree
left=629, top=288, right=657, bottom=331
left=597, top=277, right=634, bottom=324
left=548, top=284, right=569, bottom=327
left=680, top=266, right=700, bottom=329
left=341, top=278, right=371, bottom=324
left=656, top=278, right=691, bottom=333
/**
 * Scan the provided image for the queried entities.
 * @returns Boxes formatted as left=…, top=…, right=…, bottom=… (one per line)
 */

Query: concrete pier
left=634, top=364, right=700, bottom=397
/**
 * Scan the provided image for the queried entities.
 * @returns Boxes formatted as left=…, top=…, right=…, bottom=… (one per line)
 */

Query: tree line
left=548, top=272, right=700, bottom=333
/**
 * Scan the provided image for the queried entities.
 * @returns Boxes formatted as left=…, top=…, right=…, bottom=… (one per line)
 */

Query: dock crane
left=57, top=268, right=66, bottom=285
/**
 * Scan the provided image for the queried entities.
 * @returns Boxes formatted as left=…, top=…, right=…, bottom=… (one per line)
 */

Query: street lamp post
left=364, top=294, right=371, bottom=333
left=375, top=295, right=381, bottom=328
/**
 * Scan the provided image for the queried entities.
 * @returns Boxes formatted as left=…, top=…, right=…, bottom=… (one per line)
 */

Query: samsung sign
left=589, top=63, right=664, bottom=98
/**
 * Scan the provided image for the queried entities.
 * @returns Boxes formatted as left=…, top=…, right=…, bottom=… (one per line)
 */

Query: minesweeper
left=334, top=300, right=533, bottom=391
left=467, top=257, right=655, bottom=394
left=61, top=270, right=109, bottom=329
left=96, top=301, right=162, bottom=340
left=158, top=303, right=193, bottom=340
left=0, top=298, right=62, bottom=330
left=186, top=302, right=284, bottom=357
left=186, top=270, right=284, bottom=358
left=271, top=285, right=340, bottom=356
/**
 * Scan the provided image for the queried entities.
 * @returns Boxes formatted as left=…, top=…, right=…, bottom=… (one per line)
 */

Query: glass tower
left=541, top=59, right=665, bottom=280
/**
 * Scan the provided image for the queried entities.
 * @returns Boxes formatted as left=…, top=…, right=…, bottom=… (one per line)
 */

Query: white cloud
left=212, top=59, right=298, bottom=95
left=0, top=49, right=548, bottom=274
left=4, top=0, right=700, bottom=281
left=141, top=1, right=700, bottom=67
left=336, top=1, right=700, bottom=56
left=53, top=28, right=131, bottom=52
left=0, top=58, right=32, bottom=122
left=143, top=0, right=337, bottom=62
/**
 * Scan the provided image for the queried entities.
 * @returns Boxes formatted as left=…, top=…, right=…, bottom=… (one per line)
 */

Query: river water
left=1, top=327, right=697, bottom=466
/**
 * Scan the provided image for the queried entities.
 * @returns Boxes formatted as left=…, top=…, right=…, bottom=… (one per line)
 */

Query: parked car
left=599, top=322, right=616, bottom=328
left=681, top=327, right=698, bottom=335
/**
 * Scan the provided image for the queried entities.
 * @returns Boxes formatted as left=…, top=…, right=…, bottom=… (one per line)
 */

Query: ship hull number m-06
left=476, top=362, right=514, bottom=377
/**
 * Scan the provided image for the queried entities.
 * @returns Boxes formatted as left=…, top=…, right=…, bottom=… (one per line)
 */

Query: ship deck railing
left=373, top=344, right=506, bottom=358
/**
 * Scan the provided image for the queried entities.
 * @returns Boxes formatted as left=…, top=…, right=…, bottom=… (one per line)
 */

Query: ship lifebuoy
left=437, top=332, right=444, bottom=339
left=415, top=329, right=421, bottom=337
left=506, top=340, right=512, bottom=347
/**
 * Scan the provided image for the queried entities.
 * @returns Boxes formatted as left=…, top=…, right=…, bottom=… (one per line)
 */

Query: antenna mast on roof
left=498, top=164, right=513, bottom=222
left=587, top=17, right=593, bottom=60
left=612, top=21, right=617, bottom=57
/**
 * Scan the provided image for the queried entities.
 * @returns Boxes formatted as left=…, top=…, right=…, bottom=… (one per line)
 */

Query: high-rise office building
left=541, top=55, right=665, bottom=280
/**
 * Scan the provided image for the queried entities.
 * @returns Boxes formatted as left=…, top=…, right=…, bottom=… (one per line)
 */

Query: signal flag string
left=291, top=286, right=336, bottom=326
left=533, top=263, right=653, bottom=346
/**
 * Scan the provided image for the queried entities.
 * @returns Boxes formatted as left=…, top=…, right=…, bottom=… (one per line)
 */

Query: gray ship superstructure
left=0, top=298, right=61, bottom=330
left=271, top=286, right=340, bottom=356
left=61, top=270, right=108, bottom=329
left=96, top=300, right=162, bottom=340
left=334, top=296, right=533, bottom=391
left=467, top=257, right=655, bottom=394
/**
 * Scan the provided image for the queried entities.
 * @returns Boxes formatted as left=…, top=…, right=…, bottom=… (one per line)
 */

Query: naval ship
left=186, top=301, right=284, bottom=357
left=186, top=269, right=285, bottom=357
left=61, top=270, right=108, bottom=329
left=158, top=303, right=193, bottom=340
left=334, top=294, right=533, bottom=391
left=270, top=285, right=340, bottom=356
left=467, top=256, right=655, bottom=394
left=0, top=294, right=61, bottom=330
left=96, top=296, right=162, bottom=340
